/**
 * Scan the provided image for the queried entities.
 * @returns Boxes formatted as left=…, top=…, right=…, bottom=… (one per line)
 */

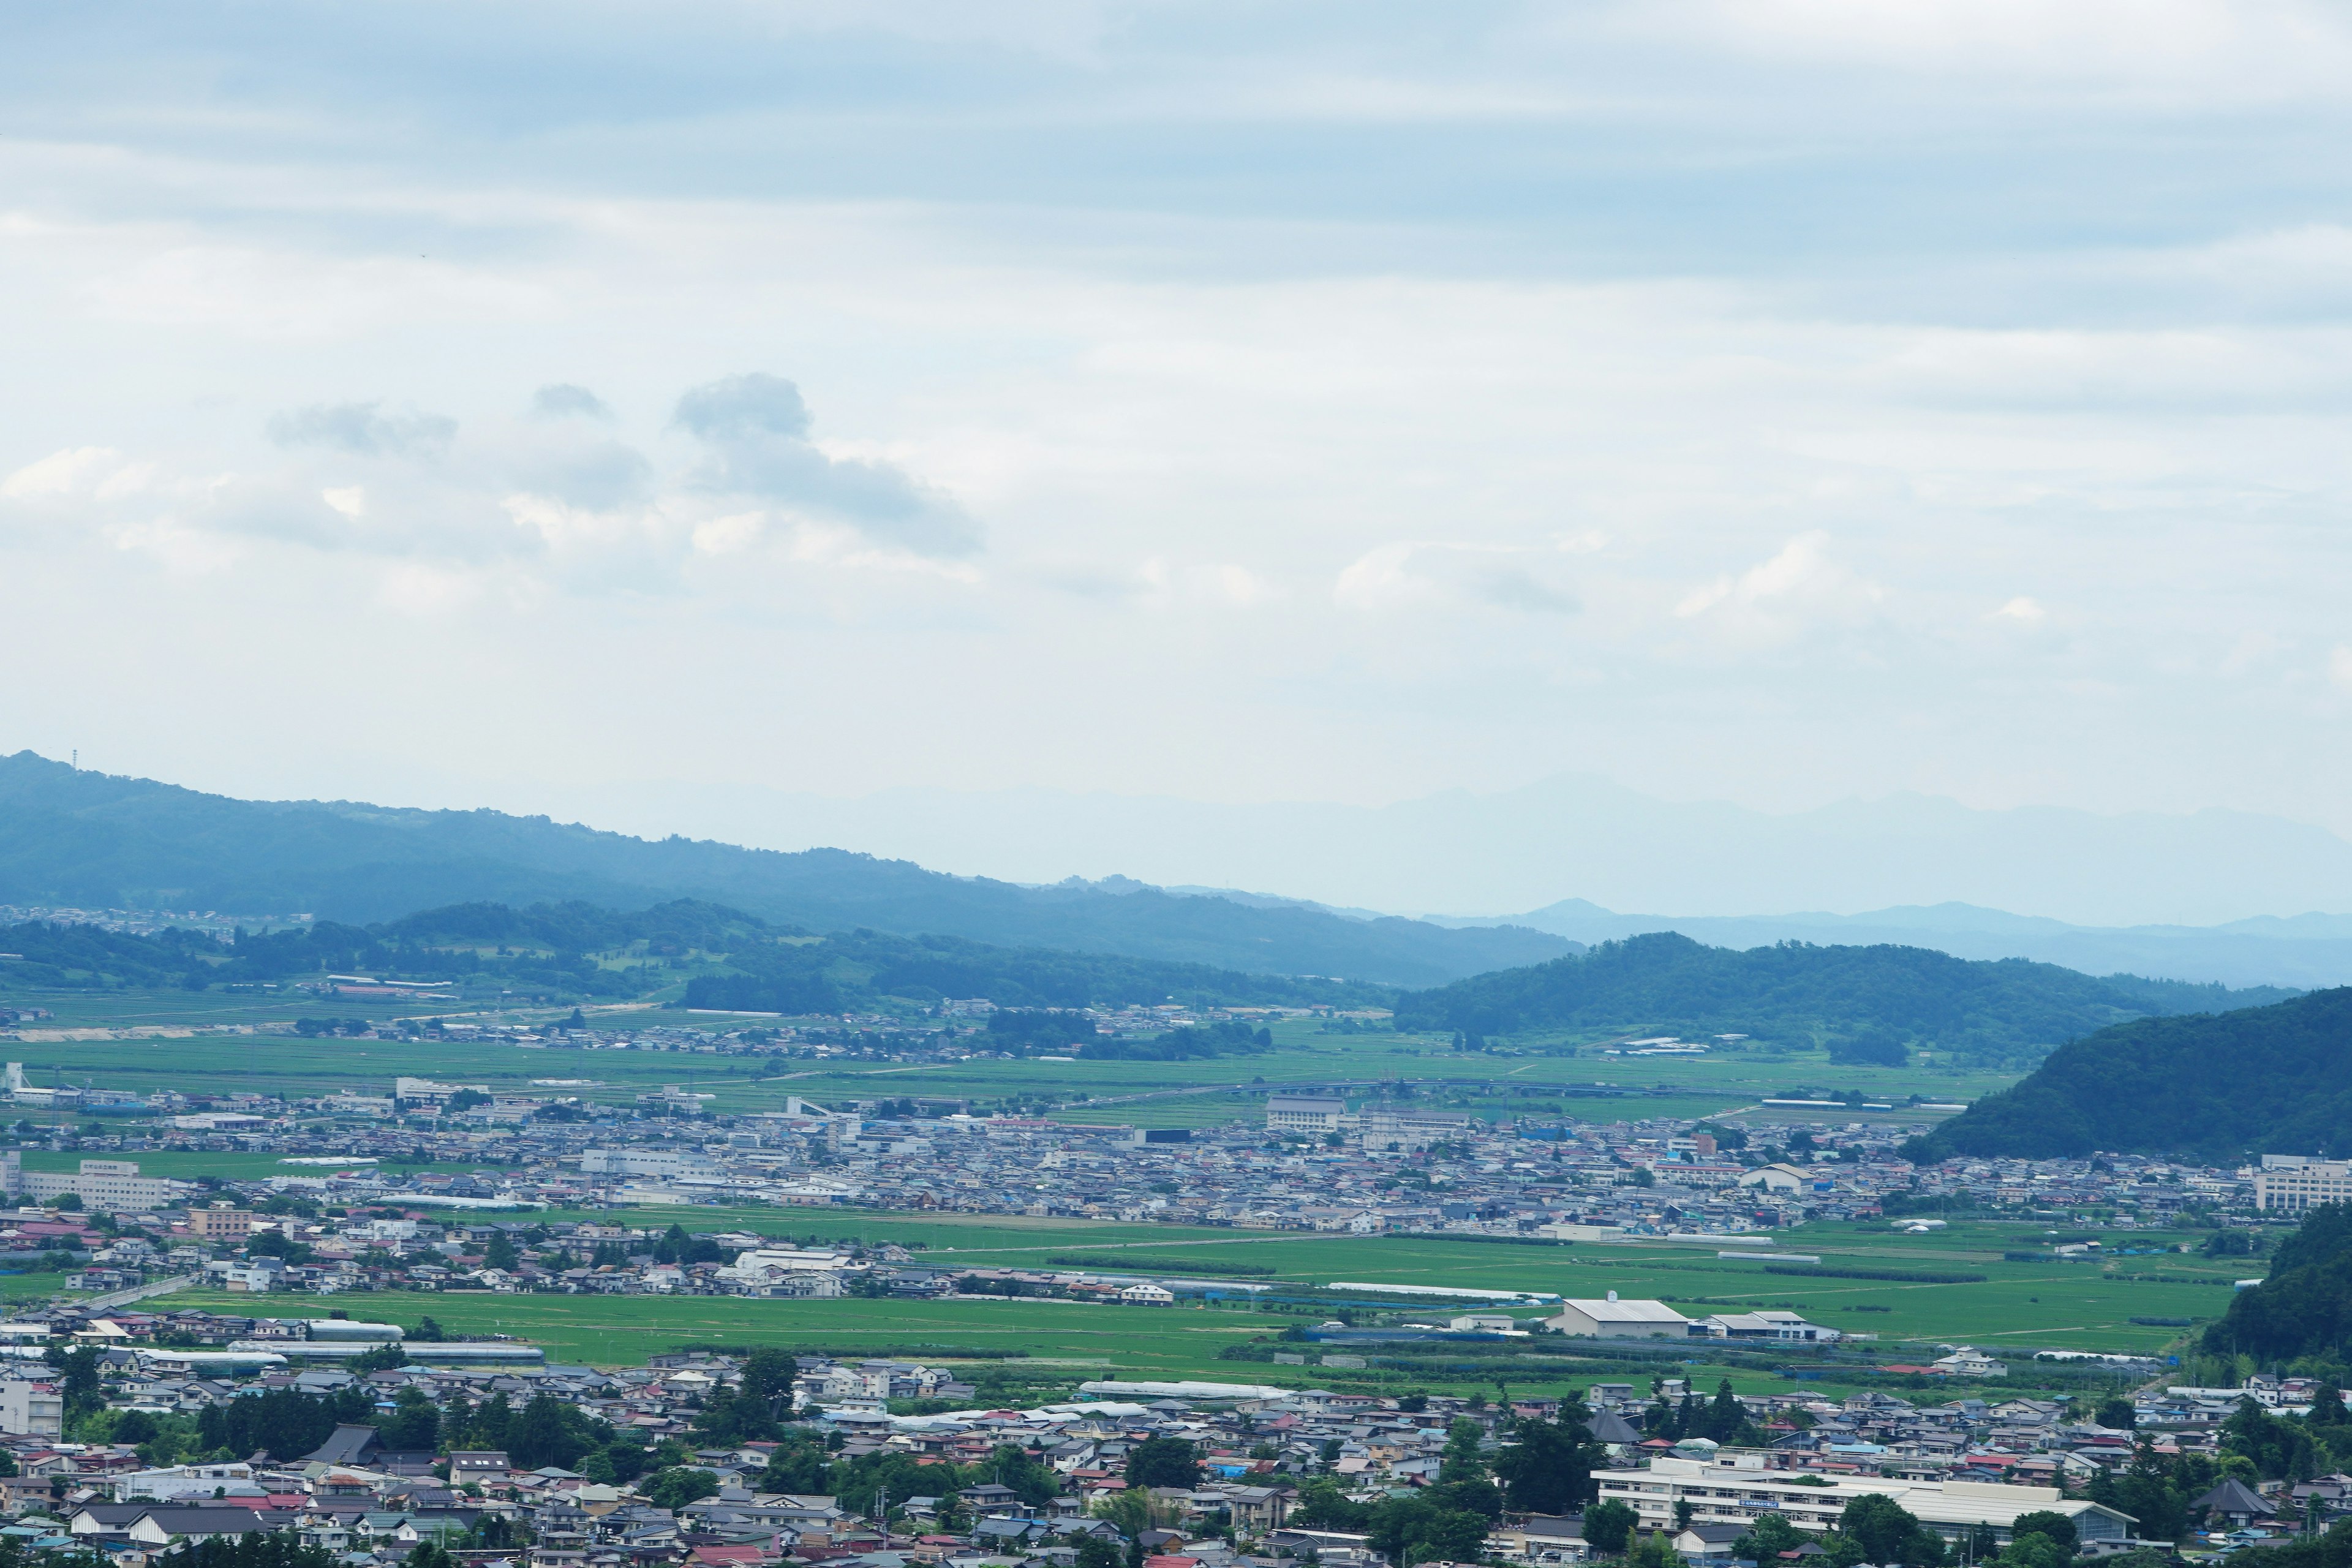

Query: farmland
left=0, top=1001, right=2015, bottom=1129
left=143, top=1210, right=2237, bottom=1397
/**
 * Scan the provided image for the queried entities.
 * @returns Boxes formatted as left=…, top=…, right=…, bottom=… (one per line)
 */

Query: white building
left=0, top=1379, right=63, bottom=1436
left=1265, top=1096, right=1347, bottom=1136
left=1594, top=1455, right=2131, bottom=1545
left=2253, top=1157, right=2352, bottom=1213
left=1548, top=1295, right=1691, bottom=1339
left=579, top=1149, right=721, bottom=1179
left=1932, top=1346, right=2008, bottom=1377
left=1360, top=1109, right=1475, bottom=1152
left=1691, top=1311, right=1840, bottom=1344
left=4, top=1155, right=182, bottom=1211
left=1120, top=1283, right=1176, bottom=1306
left=1736, top=1163, right=1814, bottom=1193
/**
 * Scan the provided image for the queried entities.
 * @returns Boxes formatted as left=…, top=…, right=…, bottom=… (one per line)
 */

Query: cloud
left=531, top=383, right=613, bottom=420
left=1675, top=531, right=1883, bottom=629
left=267, top=401, right=458, bottom=456
left=1990, top=595, right=2047, bottom=623
left=674, top=372, right=981, bottom=559
left=1335, top=541, right=1581, bottom=616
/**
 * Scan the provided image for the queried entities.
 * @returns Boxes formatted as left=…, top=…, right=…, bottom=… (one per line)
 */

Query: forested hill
left=0, top=752, right=1567, bottom=987
left=1914, top=987, right=2352, bottom=1160
left=1390, top=932, right=2295, bottom=1065
left=0, top=898, right=1389, bottom=1012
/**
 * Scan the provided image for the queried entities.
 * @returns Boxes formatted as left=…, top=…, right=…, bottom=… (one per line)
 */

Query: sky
left=5, top=1, right=2352, bottom=876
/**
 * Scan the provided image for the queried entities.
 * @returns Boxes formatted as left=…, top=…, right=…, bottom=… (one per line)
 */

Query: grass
left=140, top=1212, right=2231, bottom=1393
left=0, top=993, right=2020, bottom=1128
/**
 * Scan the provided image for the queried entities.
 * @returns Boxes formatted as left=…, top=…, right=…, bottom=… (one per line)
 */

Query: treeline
left=2203, top=1202, right=2352, bottom=1362
left=1392, top=931, right=2264, bottom=1065
left=685, top=929, right=1381, bottom=1014
left=0, top=899, right=761, bottom=998
left=1917, top=987, right=2352, bottom=1160
left=1, top=895, right=1389, bottom=1012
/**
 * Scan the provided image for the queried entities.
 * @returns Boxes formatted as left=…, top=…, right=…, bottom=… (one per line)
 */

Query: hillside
left=1390, top=932, right=2290, bottom=1065
left=0, top=752, right=1567, bottom=987
left=1914, top=987, right=2352, bottom=1160
left=0, top=899, right=1388, bottom=1012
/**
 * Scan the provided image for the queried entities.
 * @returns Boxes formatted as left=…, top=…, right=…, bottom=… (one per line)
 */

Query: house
left=1223, top=1487, right=1295, bottom=1532
left=1492, top=1515, right=1588, bottom=1562
left=450, top=1451, right=513, bottom=1485
left=1932, top=1348, right=2008, bottom=1378
left=1738, top=1164, right=1814, bottom=1194
left=2192, top=1480, right=2273, bottom=1529
left=1672, top=1525, right=1749, bottom=1559
left=1120, top=1284, right=1176, bottom=1307
left=302, top=1425, right=385, bottom=1466
left=1548, top=1297, right=1691, bottom=1340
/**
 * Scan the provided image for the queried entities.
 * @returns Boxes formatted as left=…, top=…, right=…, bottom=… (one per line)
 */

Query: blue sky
left=3, top=1, right=2350, bottom=865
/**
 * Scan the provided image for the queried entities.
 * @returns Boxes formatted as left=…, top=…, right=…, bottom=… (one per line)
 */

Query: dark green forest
left=684, top=927, right=1373, bottom=1012
left=0, top=897, right=1387, bottom=1013
left=1917, top=987, right=2352, bottom=1159
left=1390, top=931, right=2278, bottom=1065
left=2201, top=1202, right=2352, bottom=1362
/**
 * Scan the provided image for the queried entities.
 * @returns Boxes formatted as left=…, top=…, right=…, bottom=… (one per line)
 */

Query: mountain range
left=525, top=772, right=2352, bottom=930
left=1430, top=900, right=2352, bottom=992
left=1919, top=987, right=2352, bottom=1160
left=0, top=753, right=1565, bottom=988
left=1392, top=932, right=2293, bottom=1066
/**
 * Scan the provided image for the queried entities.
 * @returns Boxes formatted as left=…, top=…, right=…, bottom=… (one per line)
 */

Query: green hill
left=1914, top=986, right=2352, bottom=1159
left=1390, top=931, right=2290, bottom=1065
left=0, top=898, right=1383, bottom=1014
left=0, top=751, right=1566, bottom=987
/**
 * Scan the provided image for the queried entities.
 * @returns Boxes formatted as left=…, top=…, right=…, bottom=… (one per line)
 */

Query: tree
left=1700, top=1381, right=1754, bottom=1445
left=1627, top=1532, right=1687, bottom=1568
left=642, top=1466, right=721, bottom=1512
left=377, top=1387, right=440, bottom=1452
left=1076, top=1539, right=1125, bottom=1568
left=348, top=1344, right=408, bottom=1374
left=483, top=1232, right=521, bottom=1271
left=1585, top=1500, right=1639, bottom=1556
left=1367, top=1494, right=1491, bottom=1567
left=1836, top=1494, right=1946, bottom=1567
left=1291, top=1478, right=1371, bottom=1532
left=1093, top=1488, right=1167, bottom=1540
left=2010, top=1512, right=2078, bottom=1558
left=1735, top=1513, right=1806, bottom=1562
left=1493, top=1405, right=1602, bottom=1515
left=742, top=1346, right=796, bottom=1422
left=1126, top=1435, right=1201, bottom=1489
left=410, top=1316, right=448, bottom=1342
left=2094, top=1398, right=2136, bottom=1431
left=1439, top=1419, right=1487, bottom=1483
left=760, top=1433, right=831, bottom=1496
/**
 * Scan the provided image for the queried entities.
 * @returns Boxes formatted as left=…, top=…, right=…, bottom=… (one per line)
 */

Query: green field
left=140, top=1209, right=2228, bottom=1396
left=0, top=1003, right=2016, bottom=1129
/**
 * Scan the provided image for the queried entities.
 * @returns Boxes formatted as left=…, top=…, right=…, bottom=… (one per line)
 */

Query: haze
left=6, top=1, right=2352, bottom=905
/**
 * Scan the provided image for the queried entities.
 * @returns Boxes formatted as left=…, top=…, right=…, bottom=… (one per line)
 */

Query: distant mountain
left=0, top=752, right=1567, bottom=987
left=540, top=771, right=2352, bottom=929
left=1912, top=988, right=2352, bottom=1161
left=1390, top=932, right=2292, bottom=1065
left=1444, top=900, right=2352, bottom=992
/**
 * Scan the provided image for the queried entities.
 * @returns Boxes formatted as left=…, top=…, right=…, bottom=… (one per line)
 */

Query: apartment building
left=1594, top=1455, right=2135, bottom=1545
left=2253, top=1156, right=2352, bottom=1213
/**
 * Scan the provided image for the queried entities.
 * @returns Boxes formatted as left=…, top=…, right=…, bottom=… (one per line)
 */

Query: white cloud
left=1991, top=596, right=2046, bottom=624
left=1675, top=531, right=1883, bottom=633
left=1336, top=541, right=1580, bottom=616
